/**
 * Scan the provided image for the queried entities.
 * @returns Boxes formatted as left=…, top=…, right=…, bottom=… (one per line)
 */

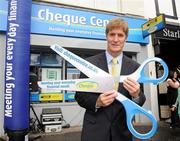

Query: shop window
left=41, top=54, right=62, bottom=67
left=30, top=52, right=63, bottom=103
left=65, top=63, right=80, bottom=102
left=30, top=53, right=40, bottom=66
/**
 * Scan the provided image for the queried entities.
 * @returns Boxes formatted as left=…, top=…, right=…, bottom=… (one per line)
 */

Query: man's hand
left=123, top=77, right=140, bottom=98
left=96, top=90, right=118, bottom=107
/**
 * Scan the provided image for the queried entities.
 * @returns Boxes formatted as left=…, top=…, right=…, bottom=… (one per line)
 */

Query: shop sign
left=155, top=24, right=180, bottom=40
left=0, top=0, right=149, bottom=44
left=142, top=14, right=166, bottom=38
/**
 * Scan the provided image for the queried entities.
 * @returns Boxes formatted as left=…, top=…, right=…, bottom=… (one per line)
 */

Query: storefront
left=153, top=24, right=180, bottom=119
left=0, top=0, right=150, bottom=136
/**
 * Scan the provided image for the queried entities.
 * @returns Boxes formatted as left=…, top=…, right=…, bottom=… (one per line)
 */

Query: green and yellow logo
left=76, top=81, right=98, bottom=91
left=68, top=94, right=74, bottom=99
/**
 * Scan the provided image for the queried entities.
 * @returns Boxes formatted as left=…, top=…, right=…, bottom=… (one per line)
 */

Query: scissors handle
left=120, top=57, right=168, bottom=84
left=116, top=94, right=158, bottom=139
left=134, top=57, right=168, bottom=84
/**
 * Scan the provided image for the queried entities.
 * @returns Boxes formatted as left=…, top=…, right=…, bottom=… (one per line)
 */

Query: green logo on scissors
left=76, top=81, right=98, bottom=90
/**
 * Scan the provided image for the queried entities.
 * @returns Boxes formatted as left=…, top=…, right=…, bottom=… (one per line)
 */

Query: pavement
left=1, top=121, right=180, bottom=141
left=29, top=121, right=180, bottom=141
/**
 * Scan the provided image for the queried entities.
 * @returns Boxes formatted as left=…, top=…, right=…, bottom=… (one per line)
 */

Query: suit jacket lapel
left=96, top=53, right=131, bottom=75
left=96, top=52, right=109, bottom=73
left=121, top=55, right=131, bottom=75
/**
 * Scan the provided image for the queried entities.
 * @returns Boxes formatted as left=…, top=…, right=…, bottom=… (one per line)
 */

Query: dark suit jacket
left=75, top=52, right=146, bottom=141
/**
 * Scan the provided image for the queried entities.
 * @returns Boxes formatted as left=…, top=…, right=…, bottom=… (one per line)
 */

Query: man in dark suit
left=75, top=18, right=146, bottom=141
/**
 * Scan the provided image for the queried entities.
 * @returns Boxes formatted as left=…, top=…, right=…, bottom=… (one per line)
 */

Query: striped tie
left=111, top=58, right=119, bottom=91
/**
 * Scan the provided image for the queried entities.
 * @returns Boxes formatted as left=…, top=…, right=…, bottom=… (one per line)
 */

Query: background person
left=170, top=68, right=180, bottom=127
left=167, top=70, right=180, bottom=128
left=75, top=18, right=146, bottom=141
left=171, top=88, right=180, bottom=127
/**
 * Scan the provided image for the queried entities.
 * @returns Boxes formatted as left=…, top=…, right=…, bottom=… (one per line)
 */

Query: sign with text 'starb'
left=154, top=24, right=180, bottom=40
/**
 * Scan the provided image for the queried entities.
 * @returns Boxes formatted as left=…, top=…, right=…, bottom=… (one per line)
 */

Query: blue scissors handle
left=120, top=57, right=168, bottom=85
left=116, top=94, right=158, bottom=139
left=137, top=57, right=168, bottom=84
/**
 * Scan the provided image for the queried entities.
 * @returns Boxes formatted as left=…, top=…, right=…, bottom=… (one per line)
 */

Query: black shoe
left=170, top=124, right=176, bottom=129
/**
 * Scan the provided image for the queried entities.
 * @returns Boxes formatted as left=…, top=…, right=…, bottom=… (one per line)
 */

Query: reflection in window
left=30, top=54, right=40, bottom=66
left=41, top=54, right=62, bottom=67
left=65, top=68, right=80, bottom=102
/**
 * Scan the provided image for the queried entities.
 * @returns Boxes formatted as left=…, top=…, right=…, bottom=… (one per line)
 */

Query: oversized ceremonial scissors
left=38, top=44, right=168, bottom=139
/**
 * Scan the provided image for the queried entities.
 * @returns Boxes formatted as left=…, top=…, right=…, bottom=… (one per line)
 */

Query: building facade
left=0, top=0, right=179, bottom=136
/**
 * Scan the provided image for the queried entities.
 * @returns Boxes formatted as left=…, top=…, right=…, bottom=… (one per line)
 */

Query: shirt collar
left=105, top=51, right=123, bottom=64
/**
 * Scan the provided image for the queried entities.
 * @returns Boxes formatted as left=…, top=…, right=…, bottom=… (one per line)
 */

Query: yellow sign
left=40, top=93, right=63, bottom=101
left=142, top=14, right=165, bottom=37
left=76, top=81, right=98, bottom=91
left=142, top=15, right=164, bottom=30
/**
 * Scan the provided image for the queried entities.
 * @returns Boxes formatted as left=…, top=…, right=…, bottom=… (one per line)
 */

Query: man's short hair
left=105, top=18, right=129, bottom=37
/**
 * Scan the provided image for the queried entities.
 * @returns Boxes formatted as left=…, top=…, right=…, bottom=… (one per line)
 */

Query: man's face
left=106, top=28, right=127, bottom=56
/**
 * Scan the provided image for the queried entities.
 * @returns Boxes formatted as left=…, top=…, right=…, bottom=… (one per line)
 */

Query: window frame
left=155, top=0, right=178, bottom=19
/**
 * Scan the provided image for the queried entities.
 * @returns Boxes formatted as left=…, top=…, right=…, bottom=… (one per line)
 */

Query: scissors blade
left=51, top=44, right=111, bottom=78
left=38, top=77, right=114, bottom=93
